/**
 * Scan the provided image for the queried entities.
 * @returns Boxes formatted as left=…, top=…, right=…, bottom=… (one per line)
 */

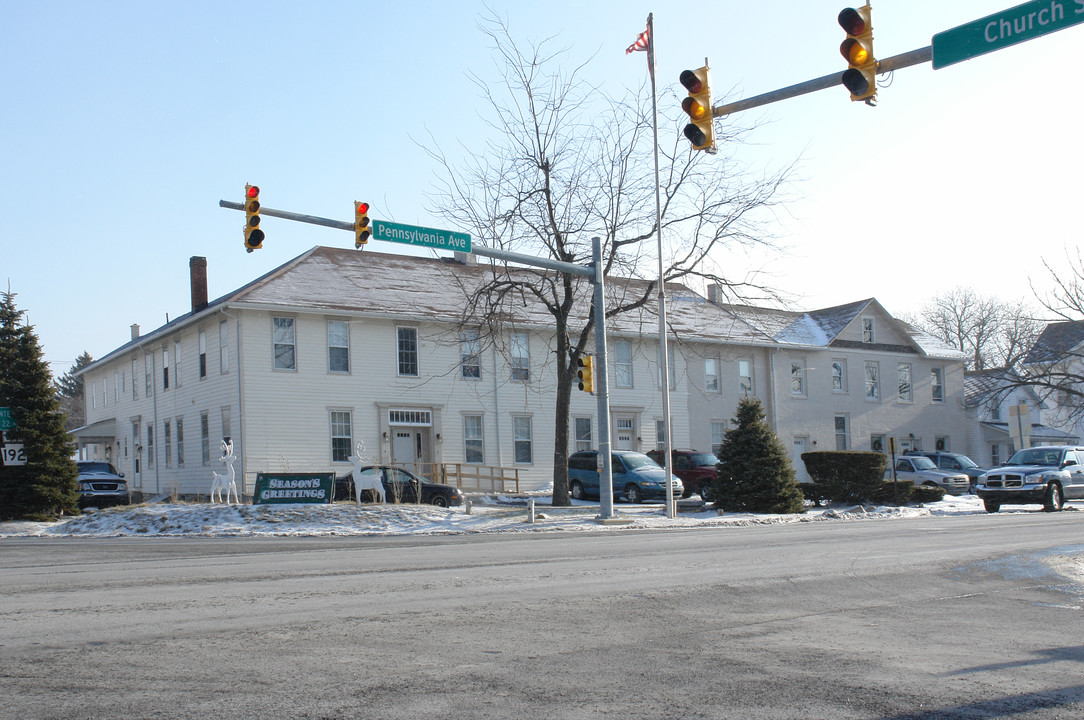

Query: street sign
left=0, top=431, right=26, bottom=467
left=371, top=220, right=471, bottom=253
left=0, top=407, right=14, bottom=431
left=932, top=0, right=1084, bottom=69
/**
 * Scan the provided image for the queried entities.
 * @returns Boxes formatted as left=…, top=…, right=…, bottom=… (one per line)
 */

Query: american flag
left=625, top=24, right=649, bottom=54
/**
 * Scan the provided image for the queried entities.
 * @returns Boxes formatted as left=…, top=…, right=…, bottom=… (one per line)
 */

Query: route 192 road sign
left=932, top=0, right=1084, bottom=69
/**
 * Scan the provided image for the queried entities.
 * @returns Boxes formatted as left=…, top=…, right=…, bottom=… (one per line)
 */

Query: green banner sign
left=371, top=219, right=471, bottom=253
left=932, top=0, right=1084, bottom=69
left=0, top=407, right=14, bottom=431
left=253, top=473, right=334, bottom=504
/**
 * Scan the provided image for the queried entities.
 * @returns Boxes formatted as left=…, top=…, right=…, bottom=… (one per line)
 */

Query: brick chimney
left=190, top=256, right=208, bottom=312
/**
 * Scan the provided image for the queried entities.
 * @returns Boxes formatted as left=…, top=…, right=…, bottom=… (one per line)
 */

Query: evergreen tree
left=710, top=396, right=805, bottom=514
left=54, top=351, right=92, bottom=431
left=0, top=291, right=79, bottom=520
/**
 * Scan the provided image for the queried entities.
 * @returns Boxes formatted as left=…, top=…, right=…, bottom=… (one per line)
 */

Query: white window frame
left=463, top=413, right=484, bottom=463
left=512, top=415, right=533, bottom=464
left=461, top=330, right=481, bottom=380
left=145, top=354, right=153, bottom=397
left=173, top=340, right=181, bottom=388
left=704, top=356, right=720, bottom=393
left=834, top=415, right=849, bottom=451
left=790, top=359, right=805, bottom=396
left=510, top=332, right=530, bottom=382
left=574, top=417, right=593, bottom=453
left=831, top=359, right=847, bottom=393
left=397, top=326, right=419, bottom=377
left=164, top=420, right=172, bottom=469
left=176, top=415, right=185, bottom=468
left=897, top=362, right=913, bottom=403
left=198, top=328, right=207, bottom=379
left=865, top=361, right=880, bottom=401
left=328, top=319, right=350, bottom=374
left=330, top=410, right=352, bottom=463
left=614, top=340, right=633, bottom=388
left=738, top=358, right=753, bottom=396
left=220, top=319, right=230, bottom=374
left=862, top=317, right=875, bottom=343
left=711, top=421, right=726, bottom=456
left=200, top=412, right=210, bottom=466
left=162, top=347, right=169, bottom=390
left=273, top=316, right=297, bottom=371
left=931, top=366, right=945, bottom=403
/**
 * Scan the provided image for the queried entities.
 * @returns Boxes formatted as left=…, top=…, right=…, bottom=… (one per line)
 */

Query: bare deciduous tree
left=425, top=14, right=791, bottom=504
left=911, top=287, right=1041, bottom=372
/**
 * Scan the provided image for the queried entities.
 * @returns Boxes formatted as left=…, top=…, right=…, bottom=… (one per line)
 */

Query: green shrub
left=909, top=483, right=946, bottom=504
left=800, top=451, right=887, bottom=504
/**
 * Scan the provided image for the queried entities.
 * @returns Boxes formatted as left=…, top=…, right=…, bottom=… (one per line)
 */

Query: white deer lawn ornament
left=348, top=442, right=384, bottom=504
left=210, top=440, right=240, bottom=504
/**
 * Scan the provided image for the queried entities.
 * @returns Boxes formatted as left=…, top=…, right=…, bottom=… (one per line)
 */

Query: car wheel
left=430, top=494, right=450, bottom=508
left=1043, top=483, right=1064, bottom=512
left=571, top=481, right=585, bottom=501
left=983, top=499, right=1001, bottom=513
left=700, top=484, right=713, bottom=503
left=626, top=484, right=642, bottom=504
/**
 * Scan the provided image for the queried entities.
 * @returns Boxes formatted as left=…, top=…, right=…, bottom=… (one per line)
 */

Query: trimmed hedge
left=801, top=451, right=887, bottom=504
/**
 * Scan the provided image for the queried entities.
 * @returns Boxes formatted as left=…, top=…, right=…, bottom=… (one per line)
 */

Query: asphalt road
left=2, top=512, right=1084, bottom=719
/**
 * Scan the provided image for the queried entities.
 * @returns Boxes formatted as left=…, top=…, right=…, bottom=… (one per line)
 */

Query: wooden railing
left=398, top=462, right=521, bottom=494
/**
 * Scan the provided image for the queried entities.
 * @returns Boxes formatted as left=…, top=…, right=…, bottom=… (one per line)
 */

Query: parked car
left=904, top=450, right=986, bottom=492
left=336, top=466, right=464, bottom=507
left=75, top=460, right=130, bottom=509
left=645, top=449, right=718, bottom=501
left=568, top=450, right=684, bottom=503
left=975, top=445, right=1084, bottom=513
left=885, top=456, right=970, bottom=495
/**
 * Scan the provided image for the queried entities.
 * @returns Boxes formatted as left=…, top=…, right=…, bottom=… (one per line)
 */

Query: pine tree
left=710, top=396, right=805, bottom=514
left=54, top=351, right=92, bottom=431
left=0, top=291, right=79, bottom=520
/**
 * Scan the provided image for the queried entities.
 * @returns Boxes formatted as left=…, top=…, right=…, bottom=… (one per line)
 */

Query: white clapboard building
left=74, top=247, right=967, bottom=499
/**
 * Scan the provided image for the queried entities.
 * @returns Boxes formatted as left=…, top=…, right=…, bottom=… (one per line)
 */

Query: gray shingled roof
left=1024, top=320, right=1084, bottom=365
left=84, top=246, right=963, bottom=371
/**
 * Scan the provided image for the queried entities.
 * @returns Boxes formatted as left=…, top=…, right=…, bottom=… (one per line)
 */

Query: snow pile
left=0, top=493, right=1030, bottom=538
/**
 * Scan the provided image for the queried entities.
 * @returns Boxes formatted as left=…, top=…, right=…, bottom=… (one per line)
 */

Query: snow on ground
left=0, top=493, right=1064, bottom=539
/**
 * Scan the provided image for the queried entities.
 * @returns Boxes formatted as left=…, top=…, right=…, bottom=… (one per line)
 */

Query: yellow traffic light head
left=354, top=201, right=371, bottom=248
left=679, top=65, right=716, bottom=153
left=838, top=4, right=876, bottom=104
left=577, top=354, right=595, bottom=393
left=244, top=183, right=264, bottom=251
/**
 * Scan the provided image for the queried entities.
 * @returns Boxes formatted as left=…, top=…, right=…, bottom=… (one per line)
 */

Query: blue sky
left=3, top=1, right=1081, bottom=375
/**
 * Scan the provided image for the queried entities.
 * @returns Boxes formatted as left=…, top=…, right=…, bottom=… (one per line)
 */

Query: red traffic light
left=679, top=69, right=703, bottom=94
left=246, top=185, right=260, bottom=199
left=837, top=7, right=866, bottom=35
left=355, top=202, right=369, bottom=215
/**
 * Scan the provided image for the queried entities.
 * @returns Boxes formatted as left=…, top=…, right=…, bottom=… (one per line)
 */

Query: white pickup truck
left=885, top=455, right=970, bottom=495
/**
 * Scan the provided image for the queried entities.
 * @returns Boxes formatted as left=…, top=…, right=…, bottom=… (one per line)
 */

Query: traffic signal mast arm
left=709, top=45, right=931, bottom=118
left=219, top=199, right=358, bottom=232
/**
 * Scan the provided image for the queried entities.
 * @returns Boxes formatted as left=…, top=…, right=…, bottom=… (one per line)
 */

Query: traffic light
left=244, top=184, right=264, bottom=251
left=679, top=65, right=716, bottom=153
left=577, top=354, right=595, bottom=393
left=354, top=201, right=371, bottom=248
left=838, top=4, right=876, bottom=104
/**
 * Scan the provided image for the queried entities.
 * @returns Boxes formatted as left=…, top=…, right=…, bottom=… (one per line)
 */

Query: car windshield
left=78, top=462, right=118, bottom=474
left=688, top=453, right=719, bottom=466
left=1007, top=448, right=1063, bottom=466
left=954, top=455, right=979, bottom=469
left=618, top=453, right=657, bottom=470
left=910, top=457, right=937, bottom=470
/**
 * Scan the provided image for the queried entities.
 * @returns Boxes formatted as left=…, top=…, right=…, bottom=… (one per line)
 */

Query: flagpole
left=645, top=14, right=676, bottom=519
